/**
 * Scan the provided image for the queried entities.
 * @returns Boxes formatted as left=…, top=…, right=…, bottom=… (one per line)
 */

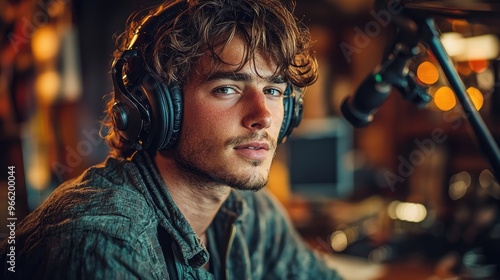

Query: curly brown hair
left=102, top=0, right=318, bottom=158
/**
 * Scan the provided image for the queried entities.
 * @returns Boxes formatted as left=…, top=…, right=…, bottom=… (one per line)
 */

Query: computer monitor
left=286, top=117, right=353, bottom=201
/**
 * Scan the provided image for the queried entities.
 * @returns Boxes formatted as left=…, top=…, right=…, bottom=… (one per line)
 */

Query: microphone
left=341, top=0, right=432, bottom=128
left=341, top=38, right=431, bottom=128
left=341, top=72, right=391, bottom=128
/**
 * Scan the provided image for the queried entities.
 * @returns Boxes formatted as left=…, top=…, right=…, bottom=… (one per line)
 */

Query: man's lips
left=233, top=142, right=270, bottom=161
left=234, top=142, right=270, bottom=150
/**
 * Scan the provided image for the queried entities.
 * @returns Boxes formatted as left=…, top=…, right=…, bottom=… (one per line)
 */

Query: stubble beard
left=174, top=132, right=276, bottom=192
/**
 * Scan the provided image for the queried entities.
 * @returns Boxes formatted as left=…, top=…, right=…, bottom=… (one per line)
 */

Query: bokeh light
left=417, top=61, right=439, bottom=85
left=32, top=26, right=60, bottom=62
left=449, top=171, right=472, bottom=200
left=330, top=231, right=348, bottom=252
left=434, top=87, right=456, bottom=111
left=395, top=202, right=427, bottom=223
left=466, top=87, right=484, bottom=111
left=469, top=60, right=489, bottom=73
left=35, top=71, right=60, bottom=104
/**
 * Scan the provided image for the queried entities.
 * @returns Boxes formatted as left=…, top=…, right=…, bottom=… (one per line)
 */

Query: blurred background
left=1, top=0, right=500, bottom=279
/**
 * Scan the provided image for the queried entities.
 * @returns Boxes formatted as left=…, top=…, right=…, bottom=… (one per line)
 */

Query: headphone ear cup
left=111, top=55, right=150, bottom=151
left=141, top=75, right=184, bottom=151
left=138, top=73, right=173, bottom=151
left=279, top=96, right=293, bottom=143
left=279, top=84, right=303, bottom=143
left=111, top=56, right=183, bottom=152
left=111, top=99, right=144, bottom=150
left=158, top=84, right=183, bottom=150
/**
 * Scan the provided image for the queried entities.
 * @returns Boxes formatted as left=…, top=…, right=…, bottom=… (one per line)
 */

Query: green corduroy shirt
left=0, top=151, right=341, bottom=279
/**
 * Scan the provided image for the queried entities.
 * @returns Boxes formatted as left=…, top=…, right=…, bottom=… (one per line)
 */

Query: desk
left=324, top=254, right=457, bottom=280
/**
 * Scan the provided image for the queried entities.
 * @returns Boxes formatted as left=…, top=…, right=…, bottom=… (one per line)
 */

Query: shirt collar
left=127, top=151, right=249, bottom=268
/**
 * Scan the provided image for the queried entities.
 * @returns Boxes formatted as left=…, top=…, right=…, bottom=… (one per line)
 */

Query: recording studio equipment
left=340, top=1, right=500, bottom=278
left=341, top=0, right=500, bottom=181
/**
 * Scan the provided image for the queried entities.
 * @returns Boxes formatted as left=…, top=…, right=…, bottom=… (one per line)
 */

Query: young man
left=1, top=0, right=342, bottom=279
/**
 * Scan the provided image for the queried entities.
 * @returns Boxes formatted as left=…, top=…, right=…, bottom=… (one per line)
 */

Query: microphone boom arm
left=341, top=26, right=430, bottom=127
left=416, top=16, right=500, bottom=181
left=342, top=0, right=500, bottom=181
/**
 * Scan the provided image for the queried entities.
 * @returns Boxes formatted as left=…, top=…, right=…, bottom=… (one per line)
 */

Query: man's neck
left=154, top=152, right=231, bottom=240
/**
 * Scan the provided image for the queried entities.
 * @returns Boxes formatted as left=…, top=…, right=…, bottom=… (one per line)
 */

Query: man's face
left=174, top=35, right=286, bottom=191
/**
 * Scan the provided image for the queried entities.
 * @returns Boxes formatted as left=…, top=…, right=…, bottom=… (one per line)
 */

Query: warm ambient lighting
left=388, top=201, right=427, bottom=223
left=441, top=32, right=500, bottom=61
left=440, top=32, right=465, bottom=57
left=434, top=87, right=456, bottom=111
left=395, top=202, right=427, bottom=223
left=469, top=60, right=489, bottom=73
left=387, top=200, right=399, bottom=220
left=432, top=86, right=484, bottom=111
left=449, top=171, right=471, bottom=200
left=35, top=71, right=60, bottom=104
left=457, top=62, right=472, bottom=76
left=479, top=169, right=495, bottom=189
left=479, top=169, right=500, bottom=199
left=27, top=156, right=50, bottom=191
left=449, top=181, right=468, bottom=200
left=330, top=231, right=348, bottom=252
left=466, top=87, right=484, bottom=111
left=329, top=225, right=358, bottom=253
left=32, top=26, right=60, bottom=62
left=417, top=61, right=439, bottom=85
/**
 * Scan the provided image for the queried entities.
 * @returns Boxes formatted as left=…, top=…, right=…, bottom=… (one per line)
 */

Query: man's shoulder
left=0, top=155, right=163, bottom=278
left=17, top=157, right=155, bottom=242
left=55, top=156, right=150, bottom=216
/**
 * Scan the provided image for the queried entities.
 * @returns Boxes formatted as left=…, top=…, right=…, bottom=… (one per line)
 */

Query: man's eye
left=214, top=87, right=238, bottom=95
left=265, top=88, right=283, bottom=97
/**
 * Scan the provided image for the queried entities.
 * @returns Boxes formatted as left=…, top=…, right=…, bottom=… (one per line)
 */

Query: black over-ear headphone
left=111, top=0, right=304, bottom=152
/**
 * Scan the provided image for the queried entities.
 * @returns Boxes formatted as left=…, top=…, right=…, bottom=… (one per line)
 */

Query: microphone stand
left=347, top=0, right=500, bottom=180
left=380, top=2, right=500, bottom=181
left=343, top=4, right=500, bottom=276
left=392, top=8, right=500, bottom=278
left=408, top=15, right=500, bottom=182
left=340, top=20, right=432, bottom=128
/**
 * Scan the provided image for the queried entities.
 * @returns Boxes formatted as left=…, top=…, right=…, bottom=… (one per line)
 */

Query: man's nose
left=242, top=90, right=272, bottom=131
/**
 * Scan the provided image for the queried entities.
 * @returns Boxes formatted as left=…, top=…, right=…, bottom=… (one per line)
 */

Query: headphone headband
left=127, top=1, right=187, bottom=51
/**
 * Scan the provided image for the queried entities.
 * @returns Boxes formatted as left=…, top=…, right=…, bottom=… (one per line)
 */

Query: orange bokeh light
left=457, top=62, right=472, bottom=76
left=469, top=60, right=489, bottom=73
left=466, top=87, right=484, bottom=110
left=434, top=87, right=456, bottom=111
left=417, top=61, right=439, bottom=85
